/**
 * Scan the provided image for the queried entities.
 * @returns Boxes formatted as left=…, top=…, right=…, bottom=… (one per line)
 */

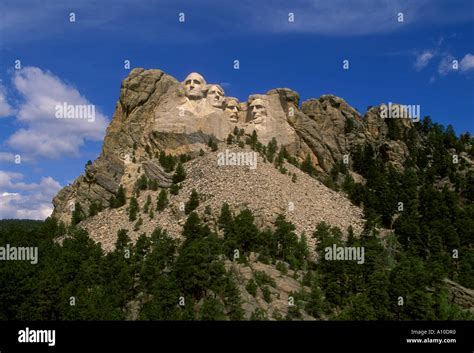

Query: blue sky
left=0, top=0, right=473, bottom=219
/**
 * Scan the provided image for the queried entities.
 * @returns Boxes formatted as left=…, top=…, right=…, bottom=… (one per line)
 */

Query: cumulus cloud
left=460, top=53, right=474, bottom=72
left=414, top=51, right=435, bottom=71
left=7, top=66, right=109, bottom=159
left=0, top=170, right=61, bottom=220
left=0, top=152, right=16, bottom=163
left=0, top=83, right=14, bottom=117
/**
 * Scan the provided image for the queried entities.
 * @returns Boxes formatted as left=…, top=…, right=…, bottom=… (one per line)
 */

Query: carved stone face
left=225, top=98, right=240, bottom=122
left=184, top=72, right=207, bottom=100
left=250, top=98, right=267, bottom=122
left=207, top=85, right=225, bottom=108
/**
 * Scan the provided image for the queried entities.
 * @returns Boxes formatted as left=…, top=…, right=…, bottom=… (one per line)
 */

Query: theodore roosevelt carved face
left=207, top=84, right=225, bottom=108
left=225, top=97, right=240, bottom=122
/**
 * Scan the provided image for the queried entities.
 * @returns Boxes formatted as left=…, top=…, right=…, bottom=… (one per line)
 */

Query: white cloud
left=0, top=152, right=16, bottom=162
left=7, top=67, right=109, bottom=159
left=434, top=53, right=474, bottom=77
left=0, top=83, right=14, bottom=117
left=1, top=0, right=473, bottom=43
left=0, top=171, right=61, bottom=220
left=246, top=0, right=474, bottom=36
left=414, top=51, right=434, bottom=71
left=460, top=53, right=474, bottom=72
left=437, top=55, right=457, bottom=76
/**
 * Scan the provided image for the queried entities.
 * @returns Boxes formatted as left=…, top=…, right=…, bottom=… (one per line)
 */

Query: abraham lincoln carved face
left=249, top=98, right=267, bottom=123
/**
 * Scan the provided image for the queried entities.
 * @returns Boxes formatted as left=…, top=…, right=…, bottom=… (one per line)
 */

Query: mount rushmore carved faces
left=249, top=98, right=267, bottom=124
left=184, top=72, right=207, bottom=100
left=207, top=84, right=225, bottom=109
left=225, top=97, right=240, bottom=122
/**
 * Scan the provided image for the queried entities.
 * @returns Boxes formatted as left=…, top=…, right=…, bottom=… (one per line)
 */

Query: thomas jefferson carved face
left=249, top=98, right=267, bottom=122
left=225, top=98, right=240, bottom=122
left=207, top=84, right=225, bottom=108
left=184, top=72, right=207, bottom=100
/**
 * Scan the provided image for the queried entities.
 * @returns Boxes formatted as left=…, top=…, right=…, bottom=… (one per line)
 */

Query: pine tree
left=266, top=138, right=278, bottom=163
left=274, top=215, right=300, bottom=266
left=112, top=185, right=126, bottom=208
left=249, top=130, right=258, bottom=148
left=246, top=279, right=257, bottom=296
left=185, top=189, right=199, bottom=215
left=128, top=197, right=139, bottom=221
left=182, top=212, right=203, bottom=243
left=275, top=148, right=285, bottom=168
left=115, top=229, right=131, bottom=251
left=367, top=270, right=391, bottom=319
left=218, top=202, right=233, bottom=230
left=159, top=151, right=177, bottom=172
left=88, top=202, right=100, bottom=217
left=341, top=294, right=376, bottom=320
left=344, top=117, right=355, bottom=133
left=199, top=298, right=226, bottom=320
left=347, top=225, right=355, bottom=245
left=170, top=184, right=180, bottom=195
left=149, top=179, right=158, bottom=191
left=233, top=209, right=259, bottom=254
left=156, top=189, right=168, bottom=211
left=134, top=217, right=143, bottom=231
left=144, top=195, right=151, bottom=214
left=136, top=175, right=148, bottom=191
left=301, top=153, right=316, bottom=176
left=172, top=163, right=186, bottom=184
left=306, top=282, right=325, bottom=318
left=207, top=137, right=218, bottom=151
left=71, top=202, right=84, bottom=225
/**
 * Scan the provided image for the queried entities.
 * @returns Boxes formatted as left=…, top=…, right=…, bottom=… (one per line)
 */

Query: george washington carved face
left=206, top=84, right=225, bottom=108
left=183, top=72, right=207, bottom=100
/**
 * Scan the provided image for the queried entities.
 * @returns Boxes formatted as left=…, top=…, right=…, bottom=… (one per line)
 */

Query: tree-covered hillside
left=0, top=117, right=473, bottom=320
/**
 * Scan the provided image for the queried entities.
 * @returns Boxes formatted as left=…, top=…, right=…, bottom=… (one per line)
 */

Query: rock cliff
left=52, top=68, right=415, bottom=226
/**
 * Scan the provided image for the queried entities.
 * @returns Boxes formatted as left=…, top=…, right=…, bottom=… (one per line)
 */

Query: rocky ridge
left=52, top=67, right=414, bottom=226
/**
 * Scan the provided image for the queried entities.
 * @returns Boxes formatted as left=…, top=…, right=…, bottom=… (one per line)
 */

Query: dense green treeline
left=0, top=117, right=472, bottom=320
left=334, top=117, right=474, bottom=289
left=1, top=206, right=471, bottom=320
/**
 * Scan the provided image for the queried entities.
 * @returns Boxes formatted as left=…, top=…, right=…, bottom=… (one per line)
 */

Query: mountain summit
left=52, top=68, right=414, bottom=228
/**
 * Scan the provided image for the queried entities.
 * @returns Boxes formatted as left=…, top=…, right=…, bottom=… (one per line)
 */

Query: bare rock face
left=294, top=95, right=363, bottom=171
left=52, top=68, right=416, bottom=224
left=444, top=278, right=474, bottom=314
